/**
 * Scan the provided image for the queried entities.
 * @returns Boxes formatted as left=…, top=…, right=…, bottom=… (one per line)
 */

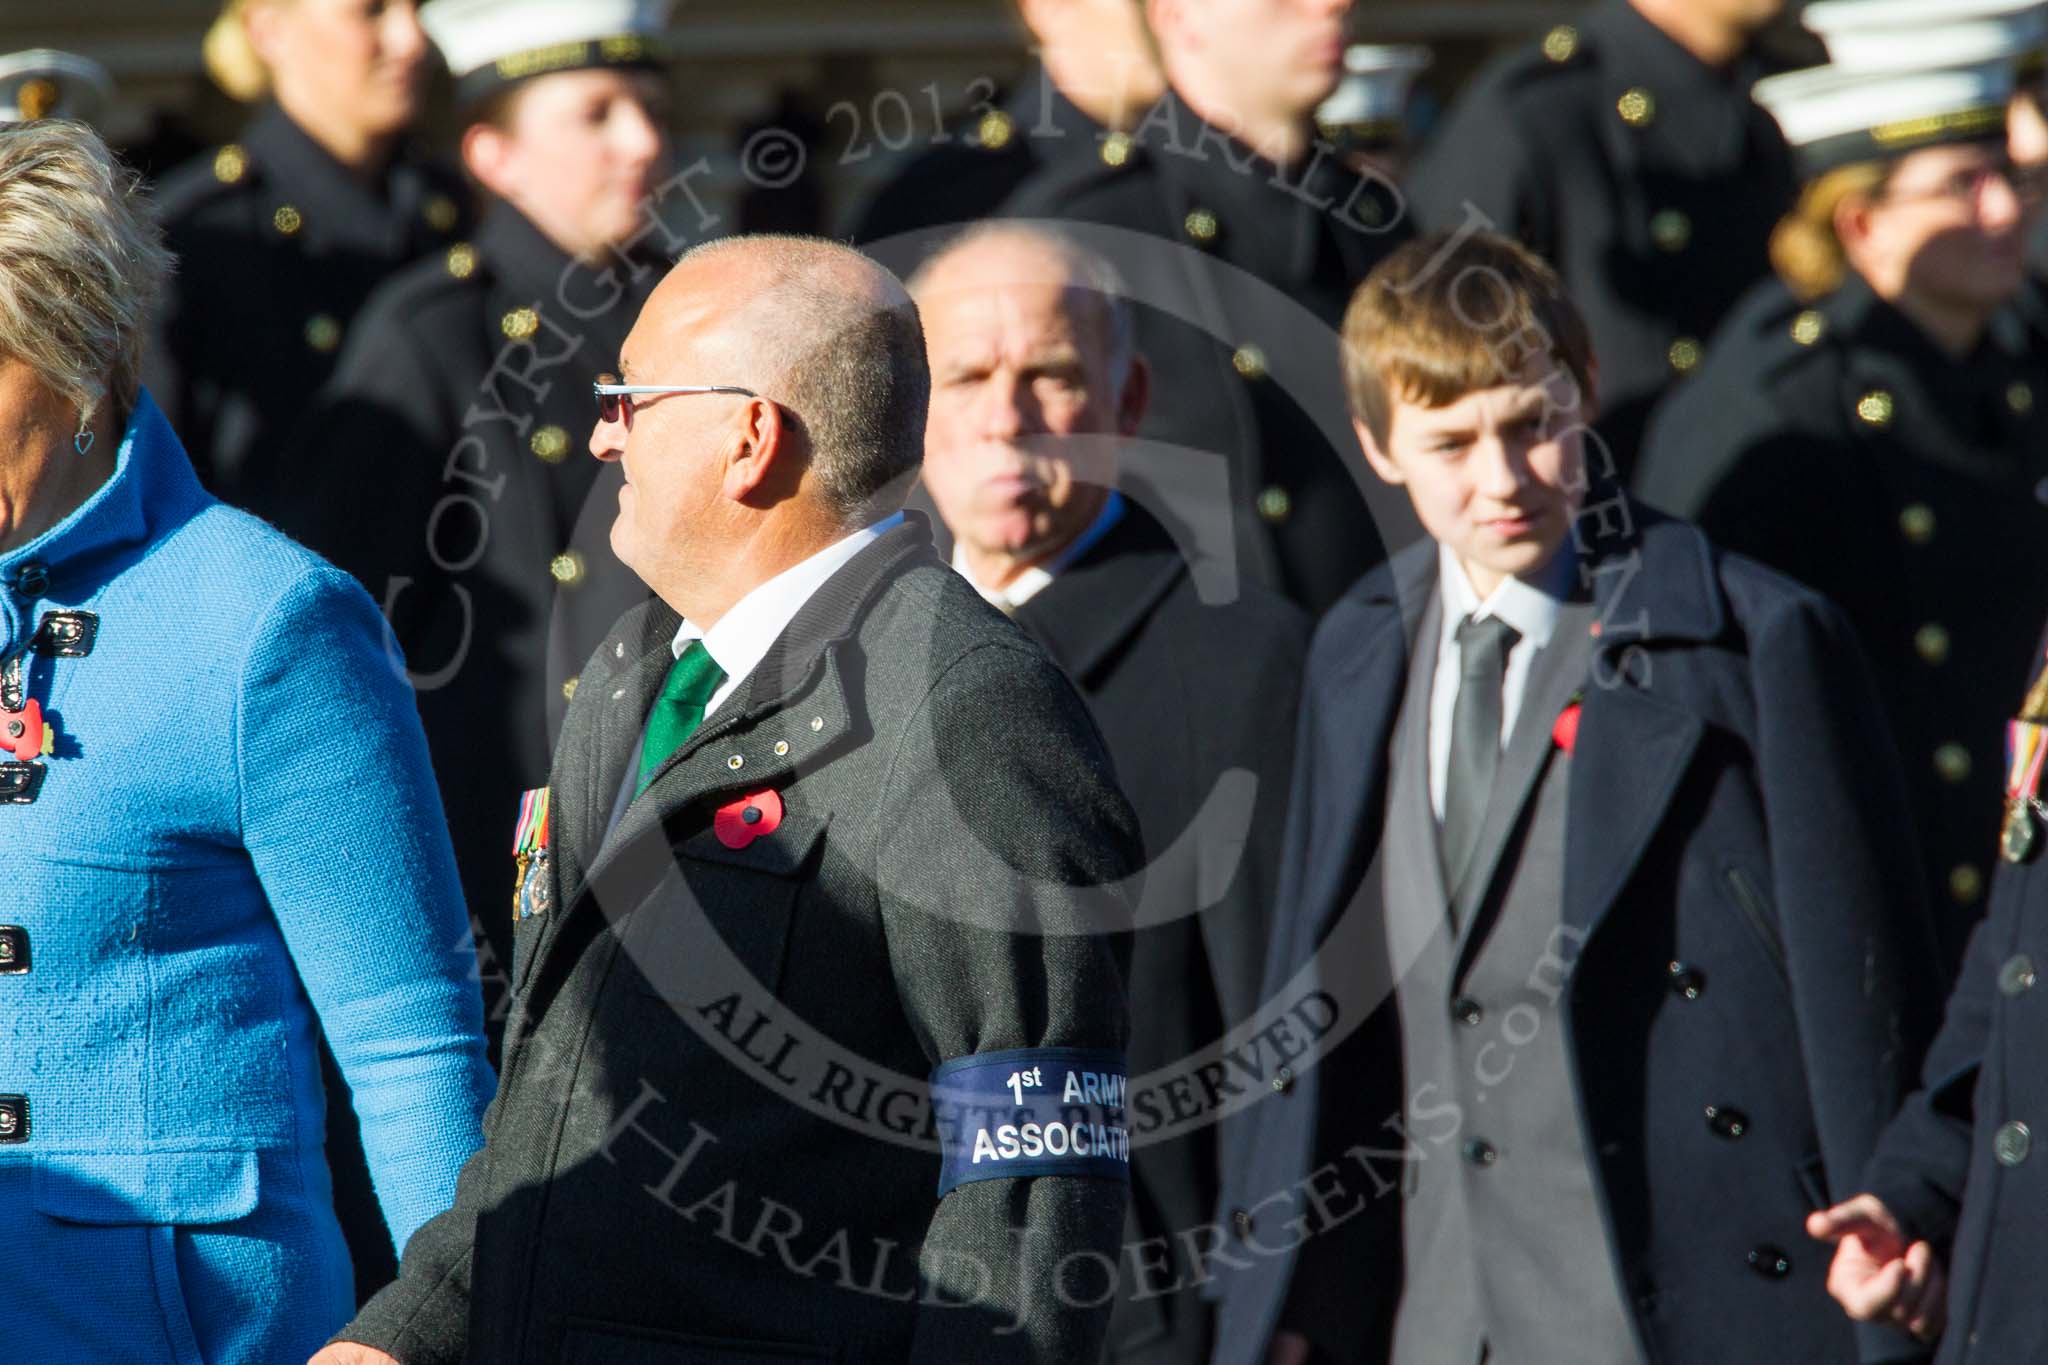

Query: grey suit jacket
left=337, top=516, right=1142, bottom=1365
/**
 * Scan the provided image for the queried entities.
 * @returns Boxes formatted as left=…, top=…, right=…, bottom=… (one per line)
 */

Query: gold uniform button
left=1790, top=310, right=1826, bottom=346
left=1914, top=623, right=1951, bottom=665
left=561, top=676, right=580, bottom=701
left=1934, top=743, right=1972, bottom=784
left=1650, top=208, right=1691, bottom=253
left=1256, top=486, right=1292, bottom=524
left=1100, top=132, right=1134, bottom=168
left=502, top=307, right=540, bottom=341
left=548, top=551, right=585, bottom=585
left=2009, top=381, right=2035, bottom=415
left=977, top=110, right=1015, bottom=152
left=1618, top=87, right=1657, bottom=128
left=1667, top=336, right=1703, bottom=373
left=1232, top=344, right=1269, bottom=380
left=445, top=243, right=478, bottom=279
left=1542, top=25, right=1579, bottom=63
left=1352, top=194, right=1388, bottom=229
left=1951, top=864, right=1985, bottom=904
left=1899, top=502, right=1936, bottom=544
left=17, top=78, right=58, bottom=121
left=424, top=193, right=460, bottom=233
left=1184, top=208, right=1220, bottom=245
left=530, top=425, right=570, bottom=463
left=304, top=314, right=342, bottom=353
left=1857, top=390, right=1895, bottom=427
left=213, top=144, right=248, bottom=185
left=273, top=204, right=304, bottom=237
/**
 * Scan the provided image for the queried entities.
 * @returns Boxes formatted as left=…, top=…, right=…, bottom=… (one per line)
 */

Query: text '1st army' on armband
left=929, top=1049, right=1132, bottom=1196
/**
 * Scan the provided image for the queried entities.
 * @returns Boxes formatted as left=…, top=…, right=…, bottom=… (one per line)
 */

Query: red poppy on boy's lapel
left=714, top=788, right=785, bottom=849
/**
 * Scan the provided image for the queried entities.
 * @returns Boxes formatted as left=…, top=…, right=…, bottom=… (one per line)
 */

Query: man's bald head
left=638, top=234, right=930, bottom=521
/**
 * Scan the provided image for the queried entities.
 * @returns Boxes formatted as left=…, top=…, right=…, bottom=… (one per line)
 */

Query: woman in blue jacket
left=0, top=121, right=493, bottom=1363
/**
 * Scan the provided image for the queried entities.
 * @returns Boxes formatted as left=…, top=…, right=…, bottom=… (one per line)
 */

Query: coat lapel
left=1013, top=508, right=1184, bottom=681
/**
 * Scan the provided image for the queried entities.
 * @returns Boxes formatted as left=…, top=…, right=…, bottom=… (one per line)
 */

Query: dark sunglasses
left=593, top=372, right=759, bottom=427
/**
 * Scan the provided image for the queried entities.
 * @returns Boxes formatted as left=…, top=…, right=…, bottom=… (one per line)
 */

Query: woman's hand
left=307, top=1344, right=401, bottom=1365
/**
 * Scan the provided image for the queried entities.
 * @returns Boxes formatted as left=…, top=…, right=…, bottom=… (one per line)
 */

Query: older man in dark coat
left=317, top=236, right=1140, bottom=1365
left=911, top=223, right=1309, bottom=1365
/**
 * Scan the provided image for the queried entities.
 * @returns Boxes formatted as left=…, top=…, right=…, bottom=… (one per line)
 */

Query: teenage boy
left=1210, top=231, right=1944, bottom=1365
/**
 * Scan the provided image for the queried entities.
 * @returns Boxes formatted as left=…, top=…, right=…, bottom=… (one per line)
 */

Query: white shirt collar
left=952, top=491, right=1125, bottom=611
left=672, top=511, right=905, bottom=716
left=1435, top=541, right=1574, bottom=653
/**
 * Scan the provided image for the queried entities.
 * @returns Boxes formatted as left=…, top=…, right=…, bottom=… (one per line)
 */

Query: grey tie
left=1442, top=614, right=1521, bottom=895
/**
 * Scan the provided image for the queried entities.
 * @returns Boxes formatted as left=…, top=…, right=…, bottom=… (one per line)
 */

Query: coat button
left=1463, top=1138, right=1498, bottom=1166
left=1857, top=390, right=1895, bottom=427
left=1790, top=309, right=1826, bottom=346
left=0, top=926, right=26, bottom=973
left=212, top=143, right=248, bottom=184
left=1452, top=996, right=1484, bottom=1026
left=560, top=677, right=579, bottom=701
left=2009, top=381, right=2034, bottom=415
left=976, top=109, right=1015, bottom=151
left=2000, top=954, right=2037, bottom=996
left=549, top=551, right=585, bottom=586
left=1933, top=743, right=1971, bottom=784
left=424, top=193, right=460, bottom=233
left=1542, top=24, right=1579, bottom=62
left=1272, top=1066, right=1295, bottom=1095
left=1915, top=624, right=1951, bottom=666
left=1617, top=87, right=1656, bottom=127
left=1100, top=132, right=1134, bottom=168
left=1231, top=1207, right=1254, bottom=1238
left=1184, top=208, right=1220, bottom=245
left=272, top=203, right=304, bottom=236
left=502, top=307, right=540, bottom=341
left=1705, top=1105, right=1750, bottom=1139
left=1746, top=1245, right=1792, bottom=1279
left=1951, top=864, right=1985, bottom=904
left=1649, top=208, right=1691, bottom=253
left=1667, top=961, right=1705, bottom=999
left=13, top=563, right=48, bottom=597
left=1667, top=336, right=1703, bottom=373
left=1898, top=503, right=1936, bottom=544
left=530, top=425, right=570, bottom=463
left=446, top=243, right=478, bottom=279
left=1995, top=1119, right=2032, bottom=1167
left=1256, top=486, right=1292, bottom=524
left=1231, top=344, right=1269, bottom=380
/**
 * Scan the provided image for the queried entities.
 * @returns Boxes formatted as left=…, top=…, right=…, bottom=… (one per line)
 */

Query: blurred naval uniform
left=0, top=49, right=112, bottom=127
left=277, top=4, right=664, bottom=1043
left=1406, top=0, right=1797, bottom=478
left=851, top=64, right=1123, bottom=256
left=1005, top=93, right=1410, bottom=615
left=148, top=107, right=471, bottom=516
left=1863, top=633, right=2048, bottom=1365
left=1637, top=53, right=2048, bottom=970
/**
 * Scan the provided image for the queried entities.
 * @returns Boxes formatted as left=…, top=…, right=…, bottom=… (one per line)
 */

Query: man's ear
left=1115, top=354, right=1152, bottom=436
left=1353, top=418, right=1405, bottom=486
left=720, top=398, right=790, bottom=504
left=1833, top=190, right=1876, bottom=261
left=242, top=0, right=286, bottom=68
left=461, top=122, right=516, bottom=200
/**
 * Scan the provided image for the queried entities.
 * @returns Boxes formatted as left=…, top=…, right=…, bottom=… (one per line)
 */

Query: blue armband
left=929, top=1047, right=1131, bottom=1197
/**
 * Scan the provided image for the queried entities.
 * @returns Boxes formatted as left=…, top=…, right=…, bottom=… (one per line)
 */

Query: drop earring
left=74, top=428, right=94, bottom=457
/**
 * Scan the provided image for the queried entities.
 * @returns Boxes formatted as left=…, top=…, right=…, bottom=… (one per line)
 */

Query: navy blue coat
left=1863, top=622, right=2048, bottom=1365
left=1210, top=508, right=1944, bottom=1365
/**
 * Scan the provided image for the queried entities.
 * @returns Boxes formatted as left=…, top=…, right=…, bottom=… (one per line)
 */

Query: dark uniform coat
left=1211, top=510, right=1943, bottom=1365
left=1636, top=274, right=2048, bottom=969
left=335, top=518, right=1141, bottom=1365
left=851, top=63, right=1116, bottom=253
left=279, top=202, right=654, bottom=1024
left=1405, top=0, right=1796, bottom=476
left=148, top=104, right=471, bottom=514
left=1004, top=505, right=1308, bottom=1364
left=1863, top=625, right=2048, bottom=1365
left=1005, top=92, right=1412, bottom=615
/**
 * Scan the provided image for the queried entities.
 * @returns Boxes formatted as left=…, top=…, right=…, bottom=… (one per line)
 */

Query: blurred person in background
left=852, top=0, right=1165, bottom=251
left=277, top=0, right=666, bottom=1072
left=1637, top=20, right=2048, bottom=974
left=147, top=0, right=470, bottom=517
left=1312, top=44, right=1430, bottom=183
left=0, top=50, right=113, bottom=128
left=0, top=119, right=491, bottom=1365
left=1406, top=0, right=1796, bottom=480
left=1009, top=0, right=1412, bottom=616
left=912, top=222, right=1308, bottom=1365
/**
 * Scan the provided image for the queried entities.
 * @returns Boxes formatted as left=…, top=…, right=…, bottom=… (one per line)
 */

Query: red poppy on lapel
left=1553, top=694, right=1584, bottom=755
left=1, top=698, right=43, bottom=762
left=714, top=788, right=785, bottom=849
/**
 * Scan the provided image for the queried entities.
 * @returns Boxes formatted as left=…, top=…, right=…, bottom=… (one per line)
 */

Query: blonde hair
left=203, top=0, right=275, bottom=103
left=0, top=122, right=174, bottom=418
left=1770, top=162, right=1890, bottom=301
left=1342, top=231, right=1596, bottom=448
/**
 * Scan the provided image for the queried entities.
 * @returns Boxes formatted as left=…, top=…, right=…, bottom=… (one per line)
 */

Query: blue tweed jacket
left=0, top=392, right=493, bottom=1364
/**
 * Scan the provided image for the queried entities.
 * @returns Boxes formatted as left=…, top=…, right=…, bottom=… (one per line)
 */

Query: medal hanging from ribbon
left=510, top=786, right=552, bottom=922
left=2002, top=652, right=2048, bottom=864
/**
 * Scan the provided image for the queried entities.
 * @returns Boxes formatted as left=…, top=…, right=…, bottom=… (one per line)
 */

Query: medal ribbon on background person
left=2002, top=652, right=2048, bottom=863
left=510, top=787, right=551, bottom=920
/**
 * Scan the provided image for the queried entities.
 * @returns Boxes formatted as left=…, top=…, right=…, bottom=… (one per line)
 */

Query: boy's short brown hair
left=1341, top=229, right=1597, bottom=448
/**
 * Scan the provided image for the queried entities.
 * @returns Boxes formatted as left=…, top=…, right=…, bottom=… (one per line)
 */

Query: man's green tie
left=636, top=641, right=726, bottom=796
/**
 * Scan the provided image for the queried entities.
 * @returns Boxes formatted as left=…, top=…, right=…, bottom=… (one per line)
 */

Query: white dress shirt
left=1427, top=543, right=1576, bottom=821
left=951, top=492, right=1125, bottom=611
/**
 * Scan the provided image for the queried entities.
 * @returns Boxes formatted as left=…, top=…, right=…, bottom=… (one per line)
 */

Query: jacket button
left=1452, top=996, right=1484, bottom=1026
left=0, top=926, right=27, bottom=973
left=1995, top=1120, right=2032, bottom=1167
left=1271, top=1066, right=1295, bottom=1095
left=13, top=563, right=48, bottom=597
left=1667, top=961, right=1705, bottom=999
left=1705, top=1105, right=1750, bottom=1139
left=1230, top=1208, right=1253, bottom=1239
left=1747, top=1245, right=1792, bottom=1279
left=0, top=1095, right=27, bottom=1142
left=1256, top=486, right=1292, bottom=524
left=2000, top=954, right=2037, bottom=997
left=1463, top=1138, right=1498, bottom=1167
left=1915, top=624, right=1951, bottom=666
left=1950, top=864, right=1985, bottom=905
left=1898, top=503, right=1936, bottom=544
